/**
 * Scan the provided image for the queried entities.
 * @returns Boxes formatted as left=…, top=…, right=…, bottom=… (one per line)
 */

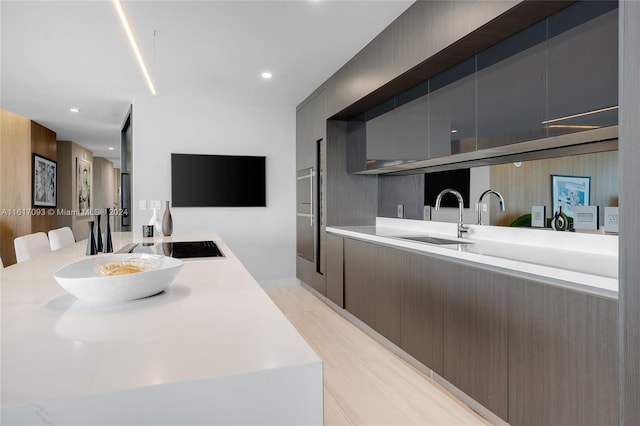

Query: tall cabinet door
left=344, top=239, right=401, bottom=345
left=296, top=89, right=327, bottom=295
left=442, top=263, right=509, bottom=421
left=399, top=249, right=444, bottom=376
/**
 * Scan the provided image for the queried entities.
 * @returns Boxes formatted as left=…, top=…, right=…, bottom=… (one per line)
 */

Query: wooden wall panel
left=31, top=120, right=56, bottom=160
left=30, top=121, right=57, bottom=234
left=0, top=111, right=57, bottom=266
left=0, top=110, right=32, bottom=265
left=490, top=149, right=618, bottom=226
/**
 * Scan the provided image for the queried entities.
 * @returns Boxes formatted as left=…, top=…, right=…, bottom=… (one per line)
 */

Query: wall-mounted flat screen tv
left=424, top=168, right=470, bottom=208
left=171, top=153, right=266, bottom=207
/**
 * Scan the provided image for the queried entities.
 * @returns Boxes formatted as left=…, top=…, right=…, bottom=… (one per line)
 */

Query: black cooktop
left=120, top=240, right=225, bottom=259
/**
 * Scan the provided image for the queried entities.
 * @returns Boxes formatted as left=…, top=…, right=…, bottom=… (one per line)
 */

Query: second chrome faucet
left=477, top=189, right=506, bottom=225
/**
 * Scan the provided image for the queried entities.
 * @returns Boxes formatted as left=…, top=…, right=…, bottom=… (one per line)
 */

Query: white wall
left=132, top=91, right=296, bottom=283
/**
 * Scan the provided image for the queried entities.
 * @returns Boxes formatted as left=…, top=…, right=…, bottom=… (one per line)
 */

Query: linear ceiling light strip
left=113, top=0, right=157, bottom=95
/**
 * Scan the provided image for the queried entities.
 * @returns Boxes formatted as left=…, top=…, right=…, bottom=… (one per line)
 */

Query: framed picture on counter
left=32, top=153, right=57, bottom=207
left=551, top=174, right=591, bottom=219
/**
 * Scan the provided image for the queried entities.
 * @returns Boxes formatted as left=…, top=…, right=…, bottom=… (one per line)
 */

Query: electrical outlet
left=150, top=200, right=161, bottom=210
left=604, top=207, right=619, bottom=233
left=423, top=205, right=431, bottom=221
left=139, top=200, right=147, bottom=210
left=397, top=204, right=404, bottom=218
left=474, top=202, right=488, bottom=212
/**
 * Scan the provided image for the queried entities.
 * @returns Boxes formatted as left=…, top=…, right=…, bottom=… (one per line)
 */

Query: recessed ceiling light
left=108, top=147, right=115, bottom=150
left=70, top=108, right=80, bottom=113
left=450, top=129, right=458, bottom=133
left=261, top=71, right=272, bottom=80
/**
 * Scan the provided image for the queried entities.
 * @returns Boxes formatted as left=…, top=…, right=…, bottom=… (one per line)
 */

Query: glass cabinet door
left=476, top=21, right=547, bottom=150
left=428, top=58, right=476, bottom=159
left=546, top=4, right=618, bottom=137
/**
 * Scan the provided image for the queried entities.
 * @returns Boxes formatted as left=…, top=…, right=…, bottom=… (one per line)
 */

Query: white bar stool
left=48, top=227, right=75, bottom=251
left=14, top=232, right=51, bottom=263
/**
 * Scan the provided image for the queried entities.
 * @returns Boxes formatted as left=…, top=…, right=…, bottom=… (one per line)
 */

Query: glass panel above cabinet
left=546, top=4, right=618, bottom=137
left=429, top=58, right=476, bottom=158
left=476, top=21, right=547, bottom=150
left=347, top=1, right=618, bottom=175
left=365, top=83, right=429, bottom=164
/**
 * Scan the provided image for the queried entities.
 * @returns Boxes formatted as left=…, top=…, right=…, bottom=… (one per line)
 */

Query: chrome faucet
left=477, top=189, right=506, bottom=225
left=434, top=188, right=468, bottom=238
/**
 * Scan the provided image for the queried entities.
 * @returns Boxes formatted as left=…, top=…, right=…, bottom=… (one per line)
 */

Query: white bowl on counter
left=54, top=254, right=184, bottom=303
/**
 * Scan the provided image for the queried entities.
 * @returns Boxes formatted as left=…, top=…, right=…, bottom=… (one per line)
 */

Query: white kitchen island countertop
left=0, top=232, right=322, bottom=426
left=328, top=218, right=618, bottom=299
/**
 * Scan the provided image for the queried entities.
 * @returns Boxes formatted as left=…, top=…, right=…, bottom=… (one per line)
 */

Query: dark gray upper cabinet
left=365, top=99, right=396, bottom=161
left=366, top=90, right=429, bottom=162
left=429, top=58, right=476, bottom=158
left=349, top=1, right=618, bottom=174
left=476, top=22, right=547, bottom=150
left=547, top=5, right=618, bottom=137
left=296, top=89, right=326, bottom=171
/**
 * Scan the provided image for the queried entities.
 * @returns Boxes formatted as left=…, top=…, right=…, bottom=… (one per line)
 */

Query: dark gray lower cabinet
left=326, top=234, right=344, bottom=308
left=340, top=236, right=617, bottom=425
left=509, top=279, right=618, bottom=426
left=399, top=250, right=444, bottom=376
left=344, top=239, right=401, bottom=345
left=443, top=265, right=508, bottom=420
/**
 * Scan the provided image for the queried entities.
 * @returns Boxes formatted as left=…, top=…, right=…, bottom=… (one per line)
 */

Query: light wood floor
left=264, top=284, right=491, bottom=426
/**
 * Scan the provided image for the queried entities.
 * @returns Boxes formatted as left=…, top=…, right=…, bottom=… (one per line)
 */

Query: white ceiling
left=1, top=0, right=414, bottom=167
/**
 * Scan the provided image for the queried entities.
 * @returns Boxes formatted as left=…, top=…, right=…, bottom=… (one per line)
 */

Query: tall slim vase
left=94, top=214, right=103, bottom=252
left=149, top=208, right=161, bottom=234
left=86, top=221, right=98, bottom=255
left=103, top=208, right=113, bottom=253
left=162, top=201, right=173, bottom=236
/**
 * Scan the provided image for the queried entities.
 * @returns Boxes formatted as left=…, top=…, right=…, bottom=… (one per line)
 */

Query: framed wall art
left=551, top=174, right=591, bottom=218
left=32, top=154, right=57, bottom=207
left=77, top=158, right=91, bottom=212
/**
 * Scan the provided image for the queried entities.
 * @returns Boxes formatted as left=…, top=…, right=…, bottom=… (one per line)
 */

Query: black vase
left=94, top=214, right=103, bottom=252
left=103, top=208, right=113, bottom=253
left=86, top=221, right=98, bottom=255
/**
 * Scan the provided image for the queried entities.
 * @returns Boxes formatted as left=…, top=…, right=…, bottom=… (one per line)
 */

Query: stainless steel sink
left=396, top=235, right=474, bottom=245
